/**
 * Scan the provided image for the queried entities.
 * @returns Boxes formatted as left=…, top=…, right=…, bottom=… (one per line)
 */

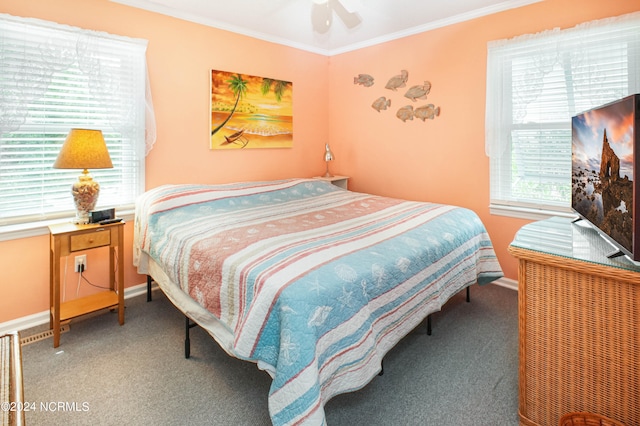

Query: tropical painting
left=210, top=69, right=293, bottom=149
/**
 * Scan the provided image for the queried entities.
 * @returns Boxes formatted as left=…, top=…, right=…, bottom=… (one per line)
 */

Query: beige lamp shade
left=53, top=129, right=113, bottom=224
left=53, top=129, right=113, bottom=170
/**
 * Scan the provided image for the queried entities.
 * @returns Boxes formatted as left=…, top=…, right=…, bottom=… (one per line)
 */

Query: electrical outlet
left=74, top=255, right=87, bottom=273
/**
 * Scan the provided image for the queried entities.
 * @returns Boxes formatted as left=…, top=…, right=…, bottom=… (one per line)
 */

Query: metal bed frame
left=145, top=275, right=471, bottom=360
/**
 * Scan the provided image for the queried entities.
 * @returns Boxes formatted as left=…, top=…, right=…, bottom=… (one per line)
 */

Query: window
left=0, top=14, right=154, bottom=232
left=485, top=12, right=640, bottom=219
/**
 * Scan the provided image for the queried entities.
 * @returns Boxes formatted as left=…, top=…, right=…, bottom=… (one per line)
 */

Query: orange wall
left=0, top=0, right=329, bottom=324
left=328, top=0, right=639, bottom=282
left=0, top=0, right=638, bottom=324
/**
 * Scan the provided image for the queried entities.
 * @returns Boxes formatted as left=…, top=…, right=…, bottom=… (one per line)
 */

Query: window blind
left=485, top=12, right=640, bottom=218
left=0, top=14, right=149, bottom=226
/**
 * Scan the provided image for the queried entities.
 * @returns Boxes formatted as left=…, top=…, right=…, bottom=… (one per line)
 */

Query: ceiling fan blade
left=331, top=0, right=362, bottom=29
left=335, top=0, right=360, bottom=14
left=311, top=2, right=332, bottom=34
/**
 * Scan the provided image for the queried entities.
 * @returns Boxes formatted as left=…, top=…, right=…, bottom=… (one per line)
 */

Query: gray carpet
left=20, top=283, right=518, bottom=425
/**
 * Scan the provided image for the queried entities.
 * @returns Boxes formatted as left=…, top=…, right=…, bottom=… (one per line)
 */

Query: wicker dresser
left=509, top=217, right=639, bottom=426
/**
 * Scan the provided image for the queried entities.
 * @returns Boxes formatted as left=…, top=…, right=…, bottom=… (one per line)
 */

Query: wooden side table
left=314, top=175, right=349, bottom=189
left=48, top=221, right=125, bottom=347
left=509, top=217, right=640, bottom=426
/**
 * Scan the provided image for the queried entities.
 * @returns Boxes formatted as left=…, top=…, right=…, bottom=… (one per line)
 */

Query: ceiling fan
left=311, top=0, right=362, bottom=34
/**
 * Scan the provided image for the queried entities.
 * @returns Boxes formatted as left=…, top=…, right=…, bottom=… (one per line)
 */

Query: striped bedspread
left=133, top=178, right=503, bottom=425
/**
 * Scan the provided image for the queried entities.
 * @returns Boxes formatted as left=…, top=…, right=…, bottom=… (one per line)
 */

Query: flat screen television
left=571, top=93, right=640, bottom=261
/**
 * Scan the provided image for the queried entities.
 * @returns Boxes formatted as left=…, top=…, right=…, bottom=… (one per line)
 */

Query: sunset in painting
left=210, top=70, right=293, bottom=149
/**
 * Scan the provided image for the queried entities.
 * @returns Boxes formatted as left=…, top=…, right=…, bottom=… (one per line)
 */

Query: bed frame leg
left=379, top=360, right=384, bottom=376
left=184, top=316, right=198, bottom=359
left=146, top=276, right=197, bottom=359
left=424, top=287, right=469, bottom=337
left=185, top=316, right=191, bottom=358
left=147, top=275, right=153, bottom=302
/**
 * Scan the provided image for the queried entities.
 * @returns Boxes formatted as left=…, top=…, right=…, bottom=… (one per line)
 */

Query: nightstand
left=314, top=175, right=349, bottom=189
left=48, top=221, right=125, bottom=347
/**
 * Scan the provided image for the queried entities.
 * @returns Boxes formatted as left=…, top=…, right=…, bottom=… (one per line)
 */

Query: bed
left=133, top=178, right=503, bottom=425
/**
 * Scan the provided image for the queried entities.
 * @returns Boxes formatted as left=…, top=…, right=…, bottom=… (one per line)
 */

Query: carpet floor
left=20, top=282, right=518, bottom=425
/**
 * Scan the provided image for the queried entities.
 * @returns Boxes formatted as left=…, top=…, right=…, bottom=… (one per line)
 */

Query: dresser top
left=510, top=216, right=640, bottom=272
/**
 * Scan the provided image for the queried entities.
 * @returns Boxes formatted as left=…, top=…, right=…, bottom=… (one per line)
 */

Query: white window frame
left=485, top=12, right=640, bottom=220
left=0, top=14, right=155, bottom=240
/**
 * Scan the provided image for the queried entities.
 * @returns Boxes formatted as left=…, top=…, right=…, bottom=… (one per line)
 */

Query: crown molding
left=111, top=0, right=542, bottom=56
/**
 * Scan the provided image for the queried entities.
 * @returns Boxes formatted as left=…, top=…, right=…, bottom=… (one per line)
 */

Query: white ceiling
left=111, top=0, right=542, bottom=56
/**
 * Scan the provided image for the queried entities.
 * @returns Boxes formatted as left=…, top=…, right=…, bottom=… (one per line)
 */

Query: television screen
left=571, top=94, right=640, bottom=260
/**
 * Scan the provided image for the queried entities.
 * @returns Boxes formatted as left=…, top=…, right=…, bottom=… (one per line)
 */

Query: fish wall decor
left=372, top=96, right=391, bottom=112
left=404, top=81, right=431, bottom=101
left=396, top=105, right=414, bottom=122
left=354, top=74, right=375, bottom=87
left=385, top=70, right=409, bottom=91
left=414, top=104, right=440, bottom=121
left=353, top=69, right=441, bottom=124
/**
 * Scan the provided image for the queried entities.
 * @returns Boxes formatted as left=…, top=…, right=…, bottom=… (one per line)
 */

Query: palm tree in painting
left=211, top=73, right=248, bottom=136
left=261, top=78, right=291, bottom=102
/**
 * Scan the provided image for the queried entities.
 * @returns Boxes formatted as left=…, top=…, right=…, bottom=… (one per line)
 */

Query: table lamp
left=324, top=143, right=334, bottom=177
left=53, top=129, right=113, bottom=224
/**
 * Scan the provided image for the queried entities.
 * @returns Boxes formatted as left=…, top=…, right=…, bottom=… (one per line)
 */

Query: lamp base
left=323, top=162, right=333, bottom=178
left=72, top=170, right=100, bottom=224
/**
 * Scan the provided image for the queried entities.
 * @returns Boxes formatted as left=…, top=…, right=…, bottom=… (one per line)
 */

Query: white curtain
left=485, top=11, right=640, bottom=215
left=0, top=14, right=155, bottom=225
left=486, top=11, right=640, bottom=159
left=0, top=13, right=157, bottom=155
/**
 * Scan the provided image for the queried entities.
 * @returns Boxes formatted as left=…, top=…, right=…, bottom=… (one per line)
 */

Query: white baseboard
left=492, top=277, right=518, bottom=291
left=0, top=281, right=149, bottom=335
left=1, top=277, right=517, bottom=335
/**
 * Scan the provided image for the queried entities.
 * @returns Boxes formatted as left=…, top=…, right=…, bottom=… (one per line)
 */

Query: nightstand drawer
left=70, top=229, right=111, bottom=251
